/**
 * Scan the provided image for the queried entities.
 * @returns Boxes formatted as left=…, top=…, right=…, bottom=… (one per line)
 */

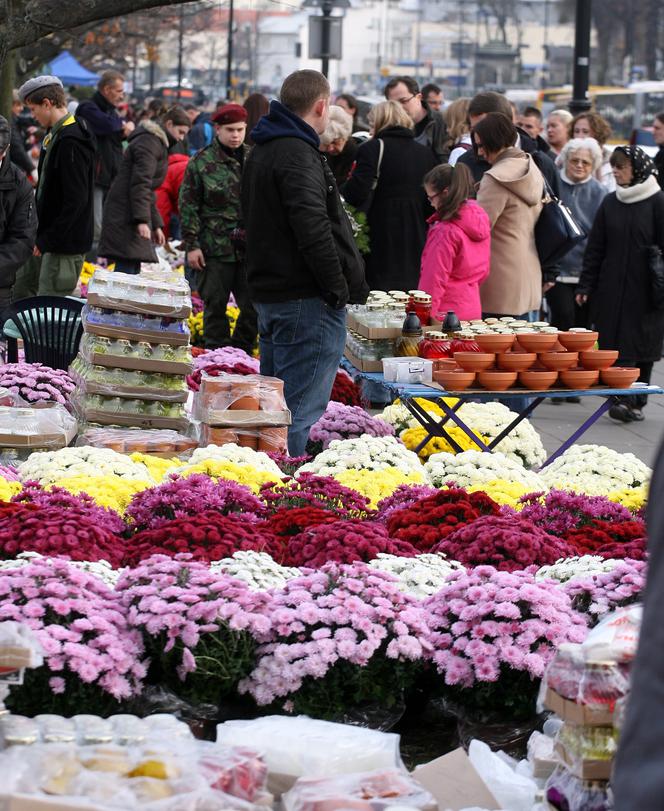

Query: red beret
left=212, top=104, right=248, bottom=126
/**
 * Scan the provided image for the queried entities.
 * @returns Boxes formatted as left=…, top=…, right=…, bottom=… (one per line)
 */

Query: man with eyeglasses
left=384, top=76, right=450, bottom=164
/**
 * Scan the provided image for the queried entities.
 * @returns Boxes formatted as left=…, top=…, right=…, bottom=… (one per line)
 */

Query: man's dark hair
left=468, top=91, right=512, bottom=120
left=472, top=112, right=516, bottom=154
left=336, top=93, right=358, bottom=112
left=422, top=83, right=441, bottom=98
left=383, top=75, right=420, bottom=99
left=161, top=105, right=191, bottom=128
left=98, top=70, right=124, bottom=92
left=280, top=70, right=330, bottom=116
left=522, top=105, right=542, bottom=122
left=24, top=84, right=67, bottom=108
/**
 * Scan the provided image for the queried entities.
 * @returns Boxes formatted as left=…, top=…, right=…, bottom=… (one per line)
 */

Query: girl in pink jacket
left=418, top=163, right=491, bottom=320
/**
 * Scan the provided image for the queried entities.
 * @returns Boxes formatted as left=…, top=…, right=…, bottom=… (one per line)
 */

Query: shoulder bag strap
left=370, top=138, right=384, bottom=191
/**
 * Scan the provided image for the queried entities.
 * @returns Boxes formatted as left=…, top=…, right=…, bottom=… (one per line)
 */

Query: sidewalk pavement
left=531, top=360, right=664, bottom=466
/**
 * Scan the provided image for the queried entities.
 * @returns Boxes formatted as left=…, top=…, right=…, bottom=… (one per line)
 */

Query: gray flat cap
left=17, top=75, right=63, bottom=102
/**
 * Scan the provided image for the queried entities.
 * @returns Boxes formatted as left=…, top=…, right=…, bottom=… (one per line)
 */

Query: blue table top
left=341, top=359, right=664, bottom=401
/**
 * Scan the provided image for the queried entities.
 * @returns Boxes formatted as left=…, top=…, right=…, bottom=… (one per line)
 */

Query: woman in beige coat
left=473, top=112, right=544, bottom=318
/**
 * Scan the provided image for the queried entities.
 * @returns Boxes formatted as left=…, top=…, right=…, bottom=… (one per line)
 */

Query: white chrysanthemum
left=186, top=444, right=283, bottom=476
left=210, top=551, right=300, bottom=591
left=424, top=449, right=545, bottom=490
left=0, top=552, right=121, bottom=586
left=537, top=556, right=622, bottom=584
left=298, top=435, right=423, bottom=476
left=18, top=446, right=153, bottom=485
left=369, top=553, right=463, bottom=598
left=540, top=444, right=651, bottom=495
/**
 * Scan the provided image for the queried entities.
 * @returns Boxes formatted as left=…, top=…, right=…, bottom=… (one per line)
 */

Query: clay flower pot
left=557, top=331, right=599, bottom=352
left=433, top=370, right=476, bottom=390
left=559, top=369, right=600, bottom=389
left=453, top=352, right=495, bottom=372
left=474, top=333, right=516, bottom=353
left=579, top=350, right=619, bottom=371
left=496, top=352, right=537, bottom=372
left=600, top=367, right=640, bottom=388
left=515, top=332, right=559, bottom=353
left=539, top=351, right=579, bottom=371
left=518, top=370, right=559, bottom=390
left=477, top=370, right=518, bottom=391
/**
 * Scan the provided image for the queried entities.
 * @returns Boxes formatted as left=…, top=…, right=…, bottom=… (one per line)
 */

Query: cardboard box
left=199, top=409, right=291, bottom=428
left=544, top=687, right=615, bottom=726
left=87, top=292, right=191, bottom=319
left=347, top=313, right=403, bottom=340
left=83, top=351, right=193, bottom=376
left=82, top=319, right=190, bottom=347
left=343, top=349, right=384, bottom=374
left=554, top=742, right=613, bottom=781
left=411, top=748, right=499, bottom=811
left=82, top=409, right=189, bottom=432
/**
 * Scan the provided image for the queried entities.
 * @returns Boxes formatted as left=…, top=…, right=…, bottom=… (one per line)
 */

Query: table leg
left=487, top=397, right=546, bottom=451
left=431, top=397, right=492, bottom=452
left=401, top=396, right=466, bottom=454
left=538, top=397, right=614, bottom=469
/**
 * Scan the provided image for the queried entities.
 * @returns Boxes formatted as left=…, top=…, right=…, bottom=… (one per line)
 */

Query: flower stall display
left=307, top=402, right=395, bottom=454
left=0, top=363, right=75, bottom=404
left=425, top=566, right=588, bottom=722
left=424, top=450, right=546, bottom=490
left=128, top=451, right=181, bottom=482
left=177, top=459, right=281, bottom=493
left=563, top=559, right=647, bottom=624
left=266, top=506, right=340, bottom=542
left=536, top=556, right=623, bottom=584
left=126, top=473, right=266, bottom=531
left=117, top=554, right=271, bottom=705
left=238, top=562, right=432, bottom=717
left=298, top=436, right=423, bottom=478
left=260, top=473, right=370, bottom=518
left=332, top=468, right=427, bottom=508
left=369, top=553, right=464, bottom=598
left=466, top=479, right=533, bottom=509
left=124, top=511, right=280, bottom=566
left=385, top=487, right=501, bottom=552
left=563, top=518, right=647, bottom=559
left=210, top=551, right=301, bottom=591
left=518, top=489, right=635, bottom=537
left=539, top=445, right=651, bottom=495
left=374, top=484, right=438, bottom=521
left=186, top=444, right=283, bottom=478
left=430, top=514, right=572, bottom=571
left=285, top=520, right=417, bottom=568
left=17, top=446, right=154, bottom=486
left=0, top=557, right=146, bottom=716
left=53, top=475, right=151, bottom=514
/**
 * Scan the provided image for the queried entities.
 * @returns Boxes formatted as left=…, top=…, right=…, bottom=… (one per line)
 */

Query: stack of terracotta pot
left=193, top=372, right=291, bottom=452
left=433, top=330, right=640, bottom=392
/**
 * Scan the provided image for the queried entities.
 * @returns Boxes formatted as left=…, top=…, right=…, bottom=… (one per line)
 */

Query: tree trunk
left=644, top=0, right=660, bottom=79
left=0, top=49, right=15, bottom=119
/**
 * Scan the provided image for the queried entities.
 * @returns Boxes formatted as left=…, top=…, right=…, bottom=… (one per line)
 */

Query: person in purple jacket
left=75, top=71, right=134, bottom=256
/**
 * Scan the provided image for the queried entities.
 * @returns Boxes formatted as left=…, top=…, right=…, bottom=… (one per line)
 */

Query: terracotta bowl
left=477, top=370, right=518, bottom=391
left=559, top=368, right=600, bottom=389
left=600, top=367, right=640, bottom=388
left=579, top=349, right=619, bottom=371
left=433, top=370, right=476, bottom=391
left=453, top=352, right=496, bottom=372
left=474, top=333, right=516, bottom=353
left=432, top=359, right=458, bottom=372
left=557, top=331, right=599, bottom=352
left=515, top=332, right=559, bottom=353
left=539, top=351, right=579, bottom=371
left=518, top=370, right=559, bottom=390
left=496, top=352, right=537, bottom=372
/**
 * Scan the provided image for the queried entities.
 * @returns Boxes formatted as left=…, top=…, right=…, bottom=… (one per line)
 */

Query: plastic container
left=382, top=357, right=433, bottom=383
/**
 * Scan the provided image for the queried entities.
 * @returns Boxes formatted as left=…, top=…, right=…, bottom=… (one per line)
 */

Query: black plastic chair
left=2, top=296, right=84, bottom=370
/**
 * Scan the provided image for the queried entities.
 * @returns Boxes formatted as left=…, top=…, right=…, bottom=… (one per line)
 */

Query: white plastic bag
left=582, top=604, right=642, bottom=663
left=468, top=740, right=537, bottom=811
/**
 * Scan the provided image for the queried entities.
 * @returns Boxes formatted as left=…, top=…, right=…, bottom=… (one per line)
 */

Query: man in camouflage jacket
left=179, top=104, right=257, bottom=352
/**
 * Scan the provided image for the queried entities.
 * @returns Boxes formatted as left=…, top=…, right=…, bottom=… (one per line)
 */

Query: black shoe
left=629, top=407, right=645, bottom=421
left=550, top=397, right=563, bottom=405
left=609, top=404, right=633, bottom=423
left=566, top=396, right=581, bottom=403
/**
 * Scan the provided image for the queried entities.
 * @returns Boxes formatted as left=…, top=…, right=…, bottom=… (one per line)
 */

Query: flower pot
left=538, top=351, right=578, bottom=371
left=600, top=367, right=640, bottom=388
left=453, top=352, right=495, bottom=372
left=433, top=370, right=475, bottom=390
left=477, top=370, right=518, bottom=391
left=559, top=368, right=600, bottom=389
left=236, top=432, right=259, bottom=449
left=474, top=333, right=516, bottom=353
left=496, top=352, right=536, bottom=372
left=579, top=350, right=619, bottom=371
left=557, top=331, right=598, bottom=352
left=229, top=380, right=261, bottom=411
left=518, top=370, right=558, bottom=390
left=515, top=332, right=559, bottom=353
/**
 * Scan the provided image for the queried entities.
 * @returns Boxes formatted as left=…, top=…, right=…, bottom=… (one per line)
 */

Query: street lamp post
left=226, top=0, right=235, bottom=99
left=569, top=0, right=592, bottom=115
left=320, top=0, right=333, bottom=77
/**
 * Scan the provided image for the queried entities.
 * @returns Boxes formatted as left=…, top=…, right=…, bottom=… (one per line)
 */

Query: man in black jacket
left=384, top=76, right=450, bottom=163
left=18, top=75, right=94, bottom=297
left=242, top=69, right=368, bottom=456
left=0, top=116, right=37, bottom=311
left=75, top=70, right=133, bottom=256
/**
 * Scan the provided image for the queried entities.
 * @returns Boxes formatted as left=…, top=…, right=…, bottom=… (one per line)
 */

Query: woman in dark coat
left=341, top=100, right=437, bottom=291
left=577, top=146, right=664, bottom=422
left=99, top=107, right=190, bottom=273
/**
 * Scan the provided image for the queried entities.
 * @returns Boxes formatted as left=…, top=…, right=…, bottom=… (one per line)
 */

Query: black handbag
left=648, top=245, right=664, bottom=309
left=535, top=177, right=586, bottom=266
left=356, top=138, right=384, bottom=214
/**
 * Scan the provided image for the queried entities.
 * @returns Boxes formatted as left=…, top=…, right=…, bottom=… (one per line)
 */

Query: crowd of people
left=2, top=67, right=664, bottom=448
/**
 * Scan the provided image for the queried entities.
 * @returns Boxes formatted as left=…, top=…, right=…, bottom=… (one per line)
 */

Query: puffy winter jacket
left=156, top=153, right=189, bottom=241
left=0, top=156, right=37, bottom=287
left=419, top=200, right=491, bottom=320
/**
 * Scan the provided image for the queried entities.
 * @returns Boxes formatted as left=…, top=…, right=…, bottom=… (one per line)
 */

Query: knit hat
left=0, top=116, right=10, bottom=152
left=212, top=104, right=248, bottom=126
left=17, top=75, right=63, bottom=102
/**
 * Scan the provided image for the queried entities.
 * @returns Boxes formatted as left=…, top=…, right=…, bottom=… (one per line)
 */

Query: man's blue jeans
left=255, top=298, right=346, bottom=457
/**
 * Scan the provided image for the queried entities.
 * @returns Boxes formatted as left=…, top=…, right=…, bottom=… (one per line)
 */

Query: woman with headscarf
left=577, top=146, right=664, bottom=423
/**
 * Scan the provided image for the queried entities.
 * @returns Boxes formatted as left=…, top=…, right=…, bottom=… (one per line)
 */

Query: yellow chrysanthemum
left=400, top=424, right=487, bottom=461
left=53, top=475, right=151, bottom=513
left=129, top=453, right=180, bottom=483
left=0, top=478, right=22, bottom=502
left=333, top=468, right=425, bottom=508
left=466, top=478, right=532, bottom=509
left=188, top=311, right=204, bottom=343
left=79, top=261, right=97, bottom=286
left=178, top=459, right=277, bottom=493
left=227, top=305, right=240, bottom=333
left=607, top=485, right=648, bottom=514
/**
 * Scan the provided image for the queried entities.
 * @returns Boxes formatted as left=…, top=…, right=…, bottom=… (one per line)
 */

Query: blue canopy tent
left=47, top=51, right=99, bottom=86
